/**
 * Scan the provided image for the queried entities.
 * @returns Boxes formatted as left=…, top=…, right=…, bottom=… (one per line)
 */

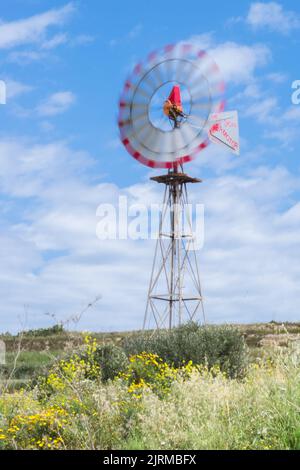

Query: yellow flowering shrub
left=118, top=352, right=204, bottom=398
left=118, top=352, right=177, bottom=398
left=0, top=334, right=102, bottom=450
left=38, top=334, right=101, bottom=398
left=0, top=401, right=69, bottom=450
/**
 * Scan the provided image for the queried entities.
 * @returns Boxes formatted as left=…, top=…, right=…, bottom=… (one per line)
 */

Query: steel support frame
left=143, top=170, right=205, bottom=330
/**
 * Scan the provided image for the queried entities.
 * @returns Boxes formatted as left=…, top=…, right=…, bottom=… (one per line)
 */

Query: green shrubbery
left=0, top=341, right=300, bottom=450
left=92, top=344, right=129, bottom=381
left=7, top=324, right=300, bottom=449
left=1, top=324, right=247, bottom=391
left=19, top=324, right=65, bottom=338
left=122, top=323, right=247, bottom=378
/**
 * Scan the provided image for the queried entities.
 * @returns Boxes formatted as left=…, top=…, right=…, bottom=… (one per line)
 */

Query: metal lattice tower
left=143, top=169, right=205, bottom=330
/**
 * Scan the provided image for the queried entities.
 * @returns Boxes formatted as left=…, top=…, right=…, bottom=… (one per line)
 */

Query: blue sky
left=0, top=1, right=300, bottom=332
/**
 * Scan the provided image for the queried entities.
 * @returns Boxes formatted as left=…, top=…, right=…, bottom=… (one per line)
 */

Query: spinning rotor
left=118, top=43, right=226, bottom=169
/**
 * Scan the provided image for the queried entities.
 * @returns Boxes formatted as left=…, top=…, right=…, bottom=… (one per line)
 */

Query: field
left=0, top=322, right=300, bottom=450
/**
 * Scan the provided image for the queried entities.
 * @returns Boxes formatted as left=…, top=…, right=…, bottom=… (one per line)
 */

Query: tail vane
left=208, top=111, right=240, bottom=155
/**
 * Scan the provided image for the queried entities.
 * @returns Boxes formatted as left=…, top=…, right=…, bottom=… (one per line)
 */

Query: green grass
left=0, top=351, right=62, bottom=391
left=1, top=351, right=61, bottom=378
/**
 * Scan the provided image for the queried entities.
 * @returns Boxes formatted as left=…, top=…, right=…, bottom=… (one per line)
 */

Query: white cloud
left=6, top=90, right=77, bottom=119
left=266, top=72, right=287, bottom=83
left=244, top=97, right=278, bottom=123
left=39, top=121, right=55, bottom=133
left=198, top=166, right=300, bottom=323
left=41, top=33, right=68, bottom=50
left=0, top=2, right=75, bottom=49
left=179, top=33, right=214, bottom=51
left=0, top=139, right=91, bottom=198
left=105, top=139, right=122, bottom=150
left=37, top=91, right=76, bottom=117
left=1, top=137, right=300, bottom=331
left=210, top=42, right=271, bottom=84
left=70, top=34, right=94, bottom=46
left=242, top=83, right=262, bottom=99
left=109, top=23, right=143, bottom=47
left=7, top=50, right=47, bottom=65
left=282, top=107, right=300, bottom=121
left=183, top=34, right=271, bottom=85
left=4, top=79, right=33, bottom=99
left=188, top=139, right=242, bottom=175
left=243, top=101, right=300, bottom=146
left=263, top=127, right=298, bottom=147
left=40, top=32, right=94, bottom=50
left=247, top=2, right=300, bottom=34
left=127, top=23, right=142, bottom=40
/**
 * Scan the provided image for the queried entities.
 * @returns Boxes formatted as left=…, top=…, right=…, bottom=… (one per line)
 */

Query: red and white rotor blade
left=208, top=111, right=240, bottom=155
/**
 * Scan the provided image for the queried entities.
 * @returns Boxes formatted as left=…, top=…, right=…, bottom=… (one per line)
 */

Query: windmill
left=118, top=43, right=239, bottom=330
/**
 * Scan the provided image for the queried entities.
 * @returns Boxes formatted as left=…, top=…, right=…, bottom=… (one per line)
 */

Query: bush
left=122, top=323, right=247, bottom=378
left=93, top=344, right=129, bottom=381
left=19, top=324, right=65, bottom=338
left=118, top=352, right=180, bottom=398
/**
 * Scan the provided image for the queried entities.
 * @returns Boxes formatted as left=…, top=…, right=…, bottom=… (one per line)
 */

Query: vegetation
left=18, top=324, right=65, bottom=338
left=0, top=336, right=299, bottom=449
left=0, top=351, right=61, bottom=391
left=0, top=322, right=299, bottom=449
left=91, top=344, right=129, bottom=381
left=122, top=323, right=247, bottom=378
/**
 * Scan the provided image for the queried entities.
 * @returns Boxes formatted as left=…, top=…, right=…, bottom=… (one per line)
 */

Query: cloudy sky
left=0, top=1, right=300, bottom=332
